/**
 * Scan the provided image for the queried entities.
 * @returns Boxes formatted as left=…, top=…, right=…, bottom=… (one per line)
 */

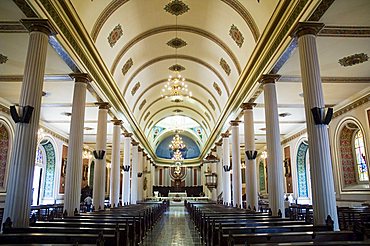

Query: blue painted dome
left=155, top=134, right=200, bottom=159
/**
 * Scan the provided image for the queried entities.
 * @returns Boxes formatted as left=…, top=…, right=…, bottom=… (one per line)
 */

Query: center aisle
left=142, top=204, right=203, bottom=246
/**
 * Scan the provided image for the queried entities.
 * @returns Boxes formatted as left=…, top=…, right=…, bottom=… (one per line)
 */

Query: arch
left=132, top=78, right=223, bottom=112
left=336, top=118, right=369, bottom=187
left=0, top=118, right=12, bottom=191
left=122, top=54, right=230, bottom=96
left=296, top=140, right=309, bottom=198
left=258, top=157, right=266, bottom=193
left=91, top=0, right=259, bottom=42
left=110, top=25, right=241, bottom=74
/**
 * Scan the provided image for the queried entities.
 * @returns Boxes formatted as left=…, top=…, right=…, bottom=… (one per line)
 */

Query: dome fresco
left=155, top=134, right=200, bottom=159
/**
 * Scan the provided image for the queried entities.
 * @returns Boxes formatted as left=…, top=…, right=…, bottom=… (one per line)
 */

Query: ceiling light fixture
left=161, top=11, right=192, bottom=99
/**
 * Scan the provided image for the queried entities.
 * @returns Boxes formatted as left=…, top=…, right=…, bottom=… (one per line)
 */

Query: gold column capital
left=241, top=103, right=256, bottom=110
left=20, top=19, right=58, bottom=36
left=291, top=22, right=325, bottom=38
left=259, top=74, right=281, bottom=85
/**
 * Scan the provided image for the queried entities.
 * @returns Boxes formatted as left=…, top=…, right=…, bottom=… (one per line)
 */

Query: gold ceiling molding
left=138, top=99, right=146, bottom=110
left=138, top=95, right=216, bottom=125
left=0, top=21, right=27, bottom=33
left=220, top=0, right=259, bottom=41
left=279, top=76, right=370, bottom=83
left=91, top=0, right=130, bottom=41
left=143, top=105, right=212, bottom=132
left=131, top=81, right=140, bottom=95
left=319, top=26, right=370, bottom=38
left=110, top=25, right=241, bottom=75
left=132, top=78, right=222, bottom=113
left=122, top=54, right=230, bottom=97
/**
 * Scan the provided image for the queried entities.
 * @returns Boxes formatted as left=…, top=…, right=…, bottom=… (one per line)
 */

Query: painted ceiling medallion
left=164, top=0, right=189, bottom=16
left=338, top=53, right=368, bottom=67
left=139, top=99, right=146, bottom=110
left=121, top=58, right=133, bottom=76
left=107, top=24, right=123, bottom=48
left=0, top=54, right=8, bottom=64
left=220, top=58, right=231, bottom=76
left=131, top=82, right=140, bottom=96
left=167, top=37, right=187, bottom=49
left=169, top=64, right=185, bottom=72
left=213, top=82, right=222, bottom=96
left=208, top=99, right=215, bottom=111
left=229, top=24, right=244, bottom=48
left=144, top=111, right=150, bottom=121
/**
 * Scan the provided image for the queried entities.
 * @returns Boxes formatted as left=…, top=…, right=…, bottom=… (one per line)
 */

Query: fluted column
left=260, top=75, right=284, bottom=216
left=292, top=22, right=338, bottom=229
left=137, top=148, right=144, bottom=201
left=2, top=19, right=56, bottom=228
left=221, top=132, right=231, bottom=205
left=164, top=167, right=170, bottom=186
left=122, top=132, right=132, bottom=205
left=131, top=141, right=139, bottom=204
left=64, top=73, right=91, bottom=216
left=92, top=102, right=109, bottom=210
left=216, top=142, right=223, bottom=199
left=231, top=121, right=242, bottom=207
left=242, top=103, right=259, bottom=210
left=109, top=120, right=122, bottom=207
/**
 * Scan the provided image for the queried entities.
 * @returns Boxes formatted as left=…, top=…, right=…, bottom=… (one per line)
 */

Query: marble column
left=260, top=74, right=285, bottom=216
left=216, top=141, right=223, bottom=199
left=137, top=148, right=144, bottom=201
left=242, top=103, right=259, bottom=210
left=231, top=121, right=242, bottom=207
left=122, top=132, right=132, bottom=205
left=64, top=73, right=91, bottom=216
left=2, top=19, right=56, bottom=228
left=109, top=120, right=122, bottom=207
left=292, top=22, right=338, bottom=229
left=131, top=141, right=139, bottom=204
left=221, top=132, right=231, bottom=205
left=92, top=102, right=109, bottom=210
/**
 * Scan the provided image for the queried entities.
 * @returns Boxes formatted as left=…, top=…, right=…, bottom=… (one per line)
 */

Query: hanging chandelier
left=169, top=133, right=186, bottom=151
left=172, top=149, right=184, bottom=161
left=161, top=8, right=192, bottom=99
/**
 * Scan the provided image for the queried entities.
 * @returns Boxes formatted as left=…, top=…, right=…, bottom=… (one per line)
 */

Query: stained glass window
left=354, top=130, right=368, bottom=182
left=35, top=146, right=43, bottom=166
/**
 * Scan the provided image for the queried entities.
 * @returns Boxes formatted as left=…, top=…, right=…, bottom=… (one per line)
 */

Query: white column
left=109, top=120, right=122, bottom=207
left=211, top=161, right=217, bottom=202
left=216, top=142, right=223, bottom=200
left=92, top=102, right=109, bottom=210
left=260, top=75, right=285, bottom=216
left=2, top=19, right=56, bottom=228
left=293, top=22, right=338, bottom=230
left=185, top=168, right=190, bottom=186
left=137, top=149, right=144, bottom=201
left=131, top=141, right=139, bottom=204
left=64, top=73, right=91, bottom=216
left=122, top=132, right=132, bottom=205
left=231, top=121, right=242, bottom=207
left=164, top=167, right=170, bottom=186
left=222, top=132, right=231, bottom=205
left=242, top=103, right=259, bottom=210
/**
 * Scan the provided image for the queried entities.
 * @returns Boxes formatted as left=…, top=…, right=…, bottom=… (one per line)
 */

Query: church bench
left=5, top=226, right=125, bottom=246
left=222, top=230, right=359, bottom=246
left=0, top=232, right=115, bottom=245
left=337, top=207, right=370, bottom=230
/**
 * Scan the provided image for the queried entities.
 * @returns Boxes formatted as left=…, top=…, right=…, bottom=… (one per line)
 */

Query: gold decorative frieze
left=139, top=99, right=146, bottom=110
left=208, top=99, right=215, bottom=111
left=169, top=64, right=185, bottom=72
left=167, top=37, right=187, bottom=48
left=107, top=24, right=123, bottom=48
left=213, top=82, right=222, bottom=96
left=164, top=0, right=189, bottom=16
left=339, top=53, right=368, bottom=67
left=0, top=54, right=8, bottom=64
left=220, top=58, right=231, bottom=75
left=229, top=24, right=244, bottom=48
left=131, top=82, right=140, bottom=96
left=121, top=58, right=133, bottom=76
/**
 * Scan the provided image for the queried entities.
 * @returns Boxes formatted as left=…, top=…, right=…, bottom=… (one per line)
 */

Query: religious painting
left=59, top=145, right=68, bottom=194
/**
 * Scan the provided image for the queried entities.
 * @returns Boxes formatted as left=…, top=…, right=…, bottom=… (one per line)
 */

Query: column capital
left=215, top=141, right=222, bottom=147
left=259, top=74, right=281, bottom=85
left=111, top=119, right=122, bottom=126
left=123, top=131, right=133, bottom=138
left=95, top=102, right=110, bottom=109
left=138, top=146, right=143, bottom=152
left=131, top=140, right=140, bottom=146
left=291, top=22, right=325, bottom=38
left=20, top=19, right=58, bottom=36
left=211, top=147, right=216, bottom=152
left=230, top=120, right=241, bottom=126
left=69, top=73, right=92, bottom=84
left=241, top=103, right=257, bottom=110
left=221, top=131, right=230, bottom=138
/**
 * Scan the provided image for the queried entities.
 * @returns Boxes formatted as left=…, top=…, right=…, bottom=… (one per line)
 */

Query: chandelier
left=172, top=149, right=184, bottom=161
left=169, top=133, right=186, bottom=151
left=161, top=8, right=192, bottom=99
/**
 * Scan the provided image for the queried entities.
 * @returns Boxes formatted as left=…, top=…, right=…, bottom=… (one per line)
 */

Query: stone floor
left=142, top=205, right=203, bottom=246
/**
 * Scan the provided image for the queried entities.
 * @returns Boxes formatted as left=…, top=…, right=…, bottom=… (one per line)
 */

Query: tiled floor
left=142, top=205, right=203, bottom=246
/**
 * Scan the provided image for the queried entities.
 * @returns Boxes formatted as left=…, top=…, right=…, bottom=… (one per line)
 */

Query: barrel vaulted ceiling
left=0, top=0, right=369, bottom=164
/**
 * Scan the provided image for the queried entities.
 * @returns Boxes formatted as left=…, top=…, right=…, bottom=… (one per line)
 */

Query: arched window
left=0, top=123, right=10, bottom=190
left=354, top=130, right=368, bottom=182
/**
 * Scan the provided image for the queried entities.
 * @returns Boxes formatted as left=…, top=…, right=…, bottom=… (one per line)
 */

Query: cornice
left=319, top=26, right=370, bottom=38
left=0, top=21, right=27, bottom=33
